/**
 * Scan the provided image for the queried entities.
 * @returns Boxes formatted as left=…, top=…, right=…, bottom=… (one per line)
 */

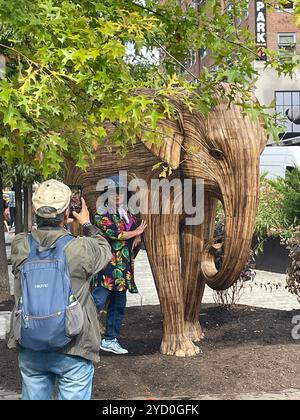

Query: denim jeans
left=92, top=285, right=127, bottom=340
left=9, top=207, right=15, bottom=227
left=19, top=349, right=94, bottom=400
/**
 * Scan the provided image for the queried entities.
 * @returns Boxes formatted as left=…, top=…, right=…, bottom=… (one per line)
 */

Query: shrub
left=286, top=227, right=300, bottom=301
left=255, top=175, right=290, bottom=243
left=257, top=170, right=300, bottom=303
left=213, top=170, right=300, bottom=307
left=269, top=167, right=300, bottom=226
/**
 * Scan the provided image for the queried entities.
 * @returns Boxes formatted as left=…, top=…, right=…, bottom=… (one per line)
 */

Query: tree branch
left=0, top=43, right=75, bottom=82
left=130, top=1, right=164, bottom=17
left=154, top=39, right=200, bottom=82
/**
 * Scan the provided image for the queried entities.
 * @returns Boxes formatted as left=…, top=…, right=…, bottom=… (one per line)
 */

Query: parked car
left=260, top=145, right=300, bottom=179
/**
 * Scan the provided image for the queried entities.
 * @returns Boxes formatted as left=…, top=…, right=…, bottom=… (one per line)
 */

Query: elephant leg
left=143, top=214, right=200, bottom=357
left=181, top=223, right=205, bottom=342
left=181, top=194, right=218, bottom=342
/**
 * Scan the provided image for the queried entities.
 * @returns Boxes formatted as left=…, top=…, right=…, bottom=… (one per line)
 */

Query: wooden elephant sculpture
left=65, top=89, right=267, bottom=357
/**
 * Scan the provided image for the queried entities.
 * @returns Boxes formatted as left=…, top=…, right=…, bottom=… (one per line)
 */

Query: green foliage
left=293, top=0, right=300, bottom=29
left=216, top=173, right=298, bottom=254
left=255, top=175, right=291, bottom=245
left=0, top=159, right=42, bottom=186
left=255, top=169, right=300, bottom=253
left=0, top=0, right=299, bottom=177
left=286, top=226, right=300, bottom=299
left=269, top=167, right=300, bottom=226
left=0, top=0, right=197, bottom=176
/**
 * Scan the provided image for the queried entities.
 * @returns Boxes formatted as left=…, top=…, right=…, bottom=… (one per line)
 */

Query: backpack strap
left=53, top=235, right=75, bottom=254
left=27, top=234, right=39, bottom=260
left=50, top=235, right=75, bottom=262
left=27, top=233, right=74, bottom=260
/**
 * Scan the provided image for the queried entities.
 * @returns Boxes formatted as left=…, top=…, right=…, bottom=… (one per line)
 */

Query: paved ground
left=133, top=388, right=300, bottom=400
left=127, top=251, right=299, bottom=311
left=2, top=389, right=300, bottom=401
left=0, top=388, right=21, bottom=400
left=1, top=234, right=299, bottom=400
left=190, top=389, right=300, bottom=400
left=5, top=250, right=297, bottom=311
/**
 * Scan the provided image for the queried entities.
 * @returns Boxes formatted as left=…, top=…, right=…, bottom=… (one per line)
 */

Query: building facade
left=183, top=0, right=300, bottom=143
left=252, top=1, right=300, bottom=143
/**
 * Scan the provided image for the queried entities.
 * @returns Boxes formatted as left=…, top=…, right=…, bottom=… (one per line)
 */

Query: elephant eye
left=209, top=148, right=224, bottom=160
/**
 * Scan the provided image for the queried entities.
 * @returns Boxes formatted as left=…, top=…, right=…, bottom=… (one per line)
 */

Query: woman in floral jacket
left=92, top=182, right=147, bottom=354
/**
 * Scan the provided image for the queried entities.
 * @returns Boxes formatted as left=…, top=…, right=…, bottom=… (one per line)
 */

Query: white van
left=260, top=146, right=300, bottom=179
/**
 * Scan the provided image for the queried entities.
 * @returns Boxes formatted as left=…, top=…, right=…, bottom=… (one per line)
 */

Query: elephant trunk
left=201, top=170, right=259, bottom=291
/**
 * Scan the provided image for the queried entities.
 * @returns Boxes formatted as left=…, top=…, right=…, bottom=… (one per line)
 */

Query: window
left=278, top=33, right=296, bottom=53
left=283, top=1, right=294, bottom=11
left=275, top=91, right=300, bottom=139
left=275, top=0, right=294, bottom=12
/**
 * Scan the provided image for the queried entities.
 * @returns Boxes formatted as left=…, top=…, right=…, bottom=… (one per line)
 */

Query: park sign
left=255, top=0, right=267, bottom=60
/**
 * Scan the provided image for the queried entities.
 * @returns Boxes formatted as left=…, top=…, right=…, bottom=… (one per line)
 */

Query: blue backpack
left=17, top=234, right=79, bottom=352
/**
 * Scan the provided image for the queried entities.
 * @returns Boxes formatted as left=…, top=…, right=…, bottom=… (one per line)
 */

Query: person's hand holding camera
left=73, top=198, right=91, bottom=225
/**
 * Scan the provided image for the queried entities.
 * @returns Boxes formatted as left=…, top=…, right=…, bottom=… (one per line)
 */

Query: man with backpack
left=8, top=179, right=112, bottom=400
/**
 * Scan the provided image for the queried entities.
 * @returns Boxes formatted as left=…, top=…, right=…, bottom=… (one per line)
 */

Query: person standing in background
left=9, top=187, right=16, bottom=228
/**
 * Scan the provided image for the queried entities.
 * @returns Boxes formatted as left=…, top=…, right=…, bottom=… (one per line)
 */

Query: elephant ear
left=141, top=111, right=184, bottom=170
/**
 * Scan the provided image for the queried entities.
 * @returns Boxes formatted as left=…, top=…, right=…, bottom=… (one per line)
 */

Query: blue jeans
left=19, top=349, right=94, bottom=400
left=9, top=207, right=15, bottom=227
left=92, top=285, right=127, bottom=340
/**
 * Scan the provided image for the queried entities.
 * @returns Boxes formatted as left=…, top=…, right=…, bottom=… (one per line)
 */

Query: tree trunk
left=23, top=184, right=32, bottom=233
left=0, top=165, right=11, bottom=300
left=15, top=177, right=23, bottom=234
left=26, top=184, right=33, bottom=231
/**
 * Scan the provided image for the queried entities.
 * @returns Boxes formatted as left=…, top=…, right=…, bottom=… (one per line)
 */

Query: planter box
left=252, top=236, right=290, bottom=274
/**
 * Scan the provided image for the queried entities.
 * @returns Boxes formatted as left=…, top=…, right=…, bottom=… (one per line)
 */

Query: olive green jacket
left=8, top=225, right=112, bottom=363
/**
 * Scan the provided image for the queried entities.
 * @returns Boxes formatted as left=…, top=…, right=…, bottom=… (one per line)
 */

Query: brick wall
left=160, top=1, right=300, bottom=75
left=267, top=9, right=300, bottom=53
left=190, top=1, right=300, bottom=73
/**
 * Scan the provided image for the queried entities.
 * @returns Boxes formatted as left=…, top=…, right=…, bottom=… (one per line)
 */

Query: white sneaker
left=100, top=338, right=128, bottom=355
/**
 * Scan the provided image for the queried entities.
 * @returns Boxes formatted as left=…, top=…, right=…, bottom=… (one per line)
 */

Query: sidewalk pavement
left=132, top=388, right=300, bottom=400
left=0, top=388, right=21, bottom=400
left=1, top=388, right=300, bottom=401
left=127, top=251, right=299, bottom=311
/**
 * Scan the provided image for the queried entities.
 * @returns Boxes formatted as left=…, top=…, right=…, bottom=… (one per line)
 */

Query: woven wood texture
left=65, top=89, right=267, bottom=356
